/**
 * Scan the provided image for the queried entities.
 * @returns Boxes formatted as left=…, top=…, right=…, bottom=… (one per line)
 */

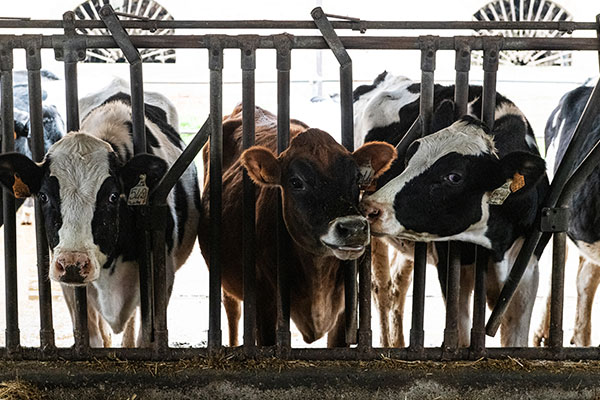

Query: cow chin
left=49, top=248, right=104, bottom=286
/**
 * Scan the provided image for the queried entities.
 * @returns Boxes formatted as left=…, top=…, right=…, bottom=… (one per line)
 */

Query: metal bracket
left=100, top=4, right=141, bottom=65
left=482, top=36, right=503, bottom=73
left=454, top=37, right=472, bottom=72
left=54, top=12, right=86, bottom=62
left=239, top=35, right=259, bottom=71
left=540, top=207, right=570, bottom=233
left=419, top=36, right=439, bottom=72
left=23, top=35, right=43, bottom=70
left=311, top=7, right=352, bottom=68
left=273, top=34, right=293, bottom=71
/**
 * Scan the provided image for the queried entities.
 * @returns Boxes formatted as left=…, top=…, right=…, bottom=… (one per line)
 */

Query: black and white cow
left=1, top=70, right=66, bottom=227
left=534, top=84, right=600, bottom=347
left=0, top=91, right=200, bottom=347
left=356, top=71, right=548, bottom=346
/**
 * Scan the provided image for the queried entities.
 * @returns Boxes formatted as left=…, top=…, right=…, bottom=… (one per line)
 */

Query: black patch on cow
left=91, top=175, right=121, bottom=259
left=38, top=159, right=62, bottom=249
left=352, top=71, right=388, bottom=102
left=174, top=180, right=188, bottom=246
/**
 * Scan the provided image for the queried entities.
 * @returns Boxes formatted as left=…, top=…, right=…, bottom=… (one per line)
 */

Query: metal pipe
left=241, top=45, right=257, bottom=352
left=454, top=38, right=471, bottom=118
left=487, top=75, right=600, bottom=336
left=26, top=40, right=56, bottom=352
left=358, top=245, right=372, bottom=351
left=443, top=243, right=461, bottom=353
left=208, top=45, right=223, bottom=352
left=276, top=40, right=292, bottom=354
left=548, top=232, right=566, bottom=349
left=481, top=39, right=500, bottom=129
left=470, top=245, right=488, bottom=357
left=1, top=46, right=20, bottom=355
left=151, top=205, right=168, bottom=353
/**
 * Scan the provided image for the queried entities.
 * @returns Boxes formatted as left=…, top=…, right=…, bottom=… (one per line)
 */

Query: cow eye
left=38, top=192, right=48, bottom=203
left=108, top=192, right=119, bottom=203
left=445, top=173, right=463, bottom=184
left=289, top=177, right=305, bottom=190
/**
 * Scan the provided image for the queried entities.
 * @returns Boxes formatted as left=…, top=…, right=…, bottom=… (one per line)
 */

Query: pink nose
left=360, top=199, right=383, bottom=223
left=55, top=252, right=91, bottom=284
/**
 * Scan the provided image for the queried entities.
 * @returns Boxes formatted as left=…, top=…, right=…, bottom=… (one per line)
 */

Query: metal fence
left=1, top=6, right=600, bottom=361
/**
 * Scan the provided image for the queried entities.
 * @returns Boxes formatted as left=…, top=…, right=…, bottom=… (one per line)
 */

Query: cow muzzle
left=52, top=251, right=94, bottom=286
left=320, top=216, right=369, bottom=260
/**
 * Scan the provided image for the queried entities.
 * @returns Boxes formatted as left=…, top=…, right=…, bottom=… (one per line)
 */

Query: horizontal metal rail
left=0, top=19, right=596, bottom=31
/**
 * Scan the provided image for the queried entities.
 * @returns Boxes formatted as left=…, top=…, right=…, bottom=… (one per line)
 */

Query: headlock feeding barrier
left=0, top=5, right=600, bottom=362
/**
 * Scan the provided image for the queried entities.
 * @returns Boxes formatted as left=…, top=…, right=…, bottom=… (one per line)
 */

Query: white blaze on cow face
left=361, top=119, right=498, bottom=248
left=47, top=133, right=114, bottom=284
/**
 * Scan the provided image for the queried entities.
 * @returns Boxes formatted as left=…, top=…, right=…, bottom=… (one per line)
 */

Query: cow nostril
left=336, top=223, right=350, bottom=238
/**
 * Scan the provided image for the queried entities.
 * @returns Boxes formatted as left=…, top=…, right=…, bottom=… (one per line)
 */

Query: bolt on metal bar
left=241, top=44, right=257, bottom=353
left=486, top=75, right=600, bottom=336
left=470, top=245, right=488, bottom=357
left=275, top=37, right=292, bottom=354
left=208, top=44, right=224, bottom=352
left=1, top=44, right=20, bottom=355
left=443, top=242, right=461, bottom=354
left=311, top=6, right=358, bottom=346
left=409, top=36, right=437, bottom=354
left=548, top=231, right=566, bottom=349
left=25, top=38, right=56, bottom=352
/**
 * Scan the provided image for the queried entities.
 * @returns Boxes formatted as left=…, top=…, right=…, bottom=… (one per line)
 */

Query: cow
left=533, top=84, right=600, bottom=347
left=0, top=70, right=66, bottom=227
left=198, top=104, right=396, bottom=346
left=0, top=91, right=200, bottom=347
left=353, top=71, right=544, bottom=347
left=360, top=110, right=548, bottom=346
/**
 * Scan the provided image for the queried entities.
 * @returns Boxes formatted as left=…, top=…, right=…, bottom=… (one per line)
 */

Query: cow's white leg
left=371, top=236, right=392, bottom=347
left=533, top=285, right=552, bottom=347
left=223, top=290, right=241, bottom=346
left=121, top=308, right=137, bottom=348
left=390, top=252, right=413, bottom=348
left=458, top=263, right=474, bottom=347
left=571, top=257, right=600, bottom=346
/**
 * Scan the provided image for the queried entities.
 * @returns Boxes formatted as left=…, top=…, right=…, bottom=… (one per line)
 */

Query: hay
left=0, top=380, right=44, bottom=400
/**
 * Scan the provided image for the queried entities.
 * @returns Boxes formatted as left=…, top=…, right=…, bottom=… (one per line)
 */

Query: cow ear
left=498, top=151, right=546, bottom=194
left=241, top=146, right=281, bottom=186
left=431, top=99, right=456, bottom=132
left=353, top=141, right=397, bottom=189
left=120, top=153, right=168, bottom=193
left=0, top=153, right=43, bottom=198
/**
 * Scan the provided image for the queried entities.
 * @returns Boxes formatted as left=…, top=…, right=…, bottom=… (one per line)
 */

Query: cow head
left=242, top=129, right=396, bottom=260
left=0, top=132, right=167, bottom=285
left=360, top=117, right=545, bottom=247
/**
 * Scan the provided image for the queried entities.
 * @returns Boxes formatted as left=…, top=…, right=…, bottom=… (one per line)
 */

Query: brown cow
left=199, top=104, right=396, bottom=346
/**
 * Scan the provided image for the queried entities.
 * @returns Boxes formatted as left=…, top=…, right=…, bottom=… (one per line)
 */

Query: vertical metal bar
left=129, top=63, right=146, bottom=153
left=596, top=14, right=600, bottom=69
left=482, top=38, right=501, bottom=129
left=443, top=243, right=461, bottom=353
left=151, top=206, right=168, bottom=353
left=358, top=244, right=372, bottom=351
left=276, top=40, right=292, bottom=354
left=208, top=44, right=223, bottom=352
left=409, top=36, right=437, bottom=354
left=548, top=231, right=566, bottom=348
left=241, top=44, right=257, bottom=353
left=471, top=245, right=488, bottom=357
left=26, top=39, right=56, bottom=352
left=1, top=44, right=20, bottom=355
left=454, top=38, right=471, bottom=119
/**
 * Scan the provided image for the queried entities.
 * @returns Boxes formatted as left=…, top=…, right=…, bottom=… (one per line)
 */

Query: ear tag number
left=13, top=173, right=31, bottom=198
left=128, top=174, right=149, bottom=206
left=488, top=179, right=512, bottom=205
left=358, top=162, right=374, bottom=188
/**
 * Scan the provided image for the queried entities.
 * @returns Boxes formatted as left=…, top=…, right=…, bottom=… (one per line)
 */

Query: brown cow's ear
left=352, top=141, right=397, bottom=189
left=241, top=146, right=281, bottom=186
left=0, top=153, right=44, bottom=198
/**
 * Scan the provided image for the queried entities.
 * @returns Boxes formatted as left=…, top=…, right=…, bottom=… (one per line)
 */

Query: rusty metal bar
left=443, top=243, right=461, bottom=354
left=481, top=38, right=500, bottom=129
left=311, top=6, right=357, bottom=346
left=1, top=43, right=20, bottom=355
left=454, top=38, right=471, bottom=118
left=0, top=18, right=596, bottom=31
left=25, top=37, right=56, bottom=352
left=241, top=44, right=257, bottom=353
left=409, top=36, right=437, bottom=355
left=470, top=246, right=488, bottom=357
left=208, top=44, right=224, bottom=352
left=276, top=37, right=292, bottom=354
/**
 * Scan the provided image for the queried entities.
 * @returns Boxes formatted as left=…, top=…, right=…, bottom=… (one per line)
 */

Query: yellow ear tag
left=510, top=172, right=525, bottom=193
left=12, top=174, right=31, bottom=198
left=127, top=174, right=149, bottom=206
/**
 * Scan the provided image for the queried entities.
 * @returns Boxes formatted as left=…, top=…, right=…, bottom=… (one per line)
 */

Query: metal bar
left=454, top=38, right=471, bottom=118
left=26, top=38, right=56, bottom=352
left=596, top=14, right=600, bottom=69
left=208, top=44, right=223, bottom=352
left=487, top=76, right=600, bottom=336
left=151, top=206, right=168, bottom=354
left=481, top=38, right=501, bottom=129
left=443, top=243, right=461, bottom=354
left=470, top=246, right=488, bottom=357
left=0, top=19, right=596, bottom=31
left=409, top=36, right=437, bottom=354
left=311, top=6, right=357, bottom=346
left=275, top=37, right=292, bottom=354
left=394, top=116, right=421, bottom=160
left=358, top=245, right=372, bottom=351
left=241, top=44, right=257, bottom=353
left=1, top=44, right=20, bottom=355
left=548, top=232, right=566, bottom=349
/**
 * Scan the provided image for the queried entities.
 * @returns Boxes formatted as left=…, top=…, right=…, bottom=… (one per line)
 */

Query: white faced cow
left=0, top=92, right=200, bottom=347
left=534, top=85, right=600, bottom=347
left=361, top=115, right=548, bottom=347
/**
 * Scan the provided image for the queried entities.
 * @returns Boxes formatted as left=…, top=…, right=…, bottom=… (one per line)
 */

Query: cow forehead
left=282, top=128, right=351, bottom=173
left=47, top=133, right=113, bottom=195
